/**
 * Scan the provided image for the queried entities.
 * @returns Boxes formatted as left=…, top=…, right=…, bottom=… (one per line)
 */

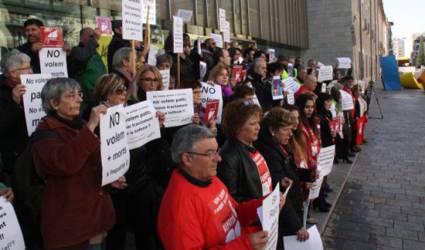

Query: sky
left=383, top=0, right=425, bottom=56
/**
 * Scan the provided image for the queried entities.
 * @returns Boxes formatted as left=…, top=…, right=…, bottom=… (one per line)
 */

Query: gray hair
left=253, top=57, right=266, bottom=70
left=41, top=78, right=81, bottom=114
left=171, top=125, right=215, bottom=165
left=0, top=49, right=31, bottom=76
left=156, top=53, right=173, bottom=67
left=112, top=47, right=132, bottom=68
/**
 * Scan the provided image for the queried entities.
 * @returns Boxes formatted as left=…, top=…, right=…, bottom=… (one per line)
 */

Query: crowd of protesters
left=0, top=18, right=370, bottom=250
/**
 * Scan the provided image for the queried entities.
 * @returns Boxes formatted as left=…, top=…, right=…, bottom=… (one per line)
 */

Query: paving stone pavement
left=323, top=87, right=425, bottom=250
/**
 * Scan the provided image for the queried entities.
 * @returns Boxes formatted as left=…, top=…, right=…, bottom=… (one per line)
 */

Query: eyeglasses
left=11, top=66, right=32, bottom=73
left=186, top=150, right=220, bottom=160
left=63, top=92, right=83, bottom=100
left=115, top=86, right=127, bottom=95
left=141, top=77, right=159, bottom=83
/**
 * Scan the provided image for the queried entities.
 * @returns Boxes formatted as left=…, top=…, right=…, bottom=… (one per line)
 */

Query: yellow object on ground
left=400, top=72, right=424, bottom=89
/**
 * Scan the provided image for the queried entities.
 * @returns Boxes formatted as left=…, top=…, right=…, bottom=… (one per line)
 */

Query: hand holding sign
left=87, top=104, right=108, bottom=132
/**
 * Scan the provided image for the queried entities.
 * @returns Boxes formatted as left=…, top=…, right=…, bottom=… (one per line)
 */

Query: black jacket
left=171, top=53, right=197, bottom=84
left=217, top=138, right=263, bottom=202
left=246, top=72, right=273, bottom=112
left=255, top=124, right=304, bottom=235
left=17, top=42, right=40, bottom=73
left=0, top=75, right=29, bottom=173
left=318, top=111, right=334, bottom=147
left=107, top=34, right=130, bottom=73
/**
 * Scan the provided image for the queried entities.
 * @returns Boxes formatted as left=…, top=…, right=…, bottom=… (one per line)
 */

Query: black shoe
left=348, top=152, right=355, bottom=157
left=334, top=158, right=339, bottom=164
left=324, top=200, right=332, bottom=207
left=342, top=158, right=353, bottom=164
left=324, top=183, right=333, bottom=193
left=312, top=202, right=330, bottom=213
left=351, top=146, right=362, bottom=153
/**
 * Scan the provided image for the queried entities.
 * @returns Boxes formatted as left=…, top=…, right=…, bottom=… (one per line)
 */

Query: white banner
left=336, top=57, right=352, bottom=69
left=257, top=185, right=280, bottom=250
left=283, top=225, right=323, bottom=250
left=39, top=48, right=68, bottom=77
left=159, top=69, right=170, bottom=90
left=146, top=89, right=194, bottom=128
left=317, top=65, right=333, bottom=82
left=142, top=0, right=156, bottom=25
left=173, top=16, right=184, bottom=53
left=176, top=9, right=193, bottom=23
left=122, top=0, right=144, bottom=41
left=125, top=101, right=161, bottom=150
left=100, top=105, right=130, bottom=186
left=0, top=197, right=26, bottom=250
left=317, top=145, right=336, bottom=178
left=340, top=90, right=354, bottom=111
left=21, top=73, right=52, bottom=136
left=200, top=82, right=223, bottom=124
left=283, top=77, right=300, bottom=93
left=210, top=33, right=223, bottom=49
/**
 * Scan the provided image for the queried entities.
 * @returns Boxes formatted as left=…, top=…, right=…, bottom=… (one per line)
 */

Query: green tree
left=416, top=36, right=425, bottom=67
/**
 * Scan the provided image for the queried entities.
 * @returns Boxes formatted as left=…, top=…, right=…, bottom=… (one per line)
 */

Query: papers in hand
left=283, top=225, right=323, bottom=250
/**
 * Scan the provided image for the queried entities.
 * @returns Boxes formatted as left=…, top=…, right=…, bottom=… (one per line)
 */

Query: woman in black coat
left=255, top=107, right=309, bottom=247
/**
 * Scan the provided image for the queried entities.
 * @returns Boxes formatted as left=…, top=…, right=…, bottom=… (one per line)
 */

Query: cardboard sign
left=283, top=77, right=300, bottom=93
left=210, top=33, right=223, bottom=49
left=0, top=197, right=26, bottom=250
left=204, top=100, right=219, bottom=125
left=96, top=16, right=112, bottom=34
left=146, top=89, right=194, bottom=127
left=317, top=65, right=333, bottom=82
left=200, top=82, right=223, bottom=124
left=40, top=27, right=63, bottom=48
left=317, top=145, right=336, bottom=178
left=219, top=8, right=226, bottom=32
left=142, top=0, right=156, bottom=25
left=257, top=185, right=280, bottom=250
left=159, top=69, right=170, bottom=90
left=177, top=9, right=193, bottom=23
left=39, top=48, right=68, bottom=77
left=336, top=57, right=352, bottom=69
left=125, top=101, right=161, bottom=150
left=122, top=0, right=144, bottom=41
left=173, top=16, right=184, bottom=53
left=21, top=73, right=52, bottom=136
left=100, top=105, right=130, bottom=186
left=271, top=76, right=283, bottom=100
left=340, top=89, right=354, bottom=111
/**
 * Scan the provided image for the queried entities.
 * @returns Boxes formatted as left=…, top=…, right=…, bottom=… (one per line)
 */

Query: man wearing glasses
left=158, top=125, right=270, bottom=250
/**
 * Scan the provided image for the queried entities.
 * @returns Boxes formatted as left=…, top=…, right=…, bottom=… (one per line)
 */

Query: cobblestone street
left=324, top=87, right=425, bottom=250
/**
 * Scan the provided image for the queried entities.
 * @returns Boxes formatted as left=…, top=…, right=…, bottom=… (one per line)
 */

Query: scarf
left=221, top=84, right=233, bottom=97
left=50, top=112, right=84, bottom=130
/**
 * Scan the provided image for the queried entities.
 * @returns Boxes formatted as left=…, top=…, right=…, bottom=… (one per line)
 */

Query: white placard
left=340, top=90, right=354, bottom=111
left=0, top=197, right=26, bottom=250
left=286, top=91, right=295, bottom=105
left=21, top=73, right=52, bottom=136
left=336, top=57, right=352, bottom=69
left=321, top=83, right=327, bottom=93
left=222, top=21, right=231, bottom=43
left=125, top=101, right=161, bottom=150
left=219, top=8, right=226, bottom=32
left=146, top=89, right=194, bottom=128
left=308, top=177, right=323, bottom=200
left=197, top=38, right=202, bottom=55
left=147, top=45, right=159, bottom=66
left=317, top=65, right=333, bottom=82
left=39, top=48, right=68, bottom=77
left=159, top=69, right=170, bottom=90
left=268, top=49, right=276, bottom=63
left=283, top=77, right=300, bottom=93
left=122, top=0, right=143, bottom=41
left=210, top=33, right=223, bottom=49
left=100, top=104, right=130, bottom=186
left=200, top=82, right=223, bottom=124
left=200, top=61, right=207, bottom=79
left=257, top=185, right=280, bottom=250
left=283, top=225, right=323, bottom=250
left=317, top=145, right=335, bottom=178
left=173, top=16, right=184, bottom=53
left=142, top=0, right=156, bottom=25
left=176, top=9, right=193, bottom=23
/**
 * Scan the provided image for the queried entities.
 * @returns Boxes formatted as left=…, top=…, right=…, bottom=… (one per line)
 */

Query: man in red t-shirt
left=158, top=125, right=272, bottom=250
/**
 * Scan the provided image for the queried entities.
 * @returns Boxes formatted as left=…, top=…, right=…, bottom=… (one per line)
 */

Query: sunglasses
left=114, top=86, right=127, bottom=95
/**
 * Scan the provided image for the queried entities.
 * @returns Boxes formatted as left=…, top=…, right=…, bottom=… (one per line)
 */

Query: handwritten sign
left=122, top=0, right=143, bottom=41
left=340, top=89, right=354, bottom=111
left=173, top=16, right=184, bottom=53
left=283, top=77, right=300, bottom=93
left=317, top=145, right=335, bottom=178
left=210, top=33, right=223, bottom=49
left=317, top=65, right=333, bottom=82
left=337, top=57, right=351, bottom=69
left=142, top=0, right=156, bottom=25
left=176, top=9, right=193, bottom=23
left=0, top=197, right=26, bottom=250
left=219, top=8, right=226, bottom=32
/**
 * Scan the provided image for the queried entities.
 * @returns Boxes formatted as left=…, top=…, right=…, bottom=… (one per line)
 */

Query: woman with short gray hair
left=32, top=77, right=126, bottom=250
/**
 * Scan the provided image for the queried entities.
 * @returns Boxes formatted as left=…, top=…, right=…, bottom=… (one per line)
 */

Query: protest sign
left=219, top=8, right=226, bottom=32
left=308, top=177, right=323, bottom=200
left=0, top=197, right=26, bottom=250
left=231, top=65, right=244, bottom=85
left=147, top=45, right=159, bottom=66
left=257, top=185, right=280, bottom=250
left=283, top=77, right=300, bottom=93
left=317, top=145, right=336, bottom=178
left=200, top=82, right=223, bottom=124
left=146, top=89, right=194, bottom=127
left=210, top=33, right=223, bottom=48
left=176, top=9, right=193, bottom=23
left=321, top=83, right=327, bottom=93
left=142, top=0, right=156, bottom=25
left=96, top=16, right=112, bottom=34
left=340, top=90, right=354, bottom=110
left=159, top=69, right=170, bottom=90
left=268, top=49, right=276, bottom=63
left=122, top=0, right=143, bottom=41
left=283, top=225, right=323, bottom=250
left=287, top=63, right=294, bottom=77
left=39, top=48, right=68, bottom=77
left=317, top=65, right=333, bottom=82
left=100, top=105, right=130, bottom=186
left=271, top=76, right=283, bottom=100
left=222, top=21, right=231, bottom=43
left=125, top=101, right=161, bottom=150
left=40, top=27, right=63, bottom=47
left=336, top=57, right=352, bottom=69
left=173, top=16, right=184, bottom=53
left=21, top=73, right=52, bottom=136
left=286, top=91, right=295, bottom=105
left=200, top=61, right=207, bottom=79
left=204, top=100, right=219, bottom=125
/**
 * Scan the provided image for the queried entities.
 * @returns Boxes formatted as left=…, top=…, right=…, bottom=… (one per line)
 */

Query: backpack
left=12, top=129, right=57, bottom=248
